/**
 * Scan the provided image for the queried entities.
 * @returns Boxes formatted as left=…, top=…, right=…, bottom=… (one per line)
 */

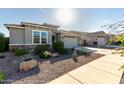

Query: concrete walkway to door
left=49, top=47, right=124, bottom=84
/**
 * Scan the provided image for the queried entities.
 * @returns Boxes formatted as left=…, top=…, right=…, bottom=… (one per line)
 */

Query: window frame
left=32, top=30, right=48, bottom=45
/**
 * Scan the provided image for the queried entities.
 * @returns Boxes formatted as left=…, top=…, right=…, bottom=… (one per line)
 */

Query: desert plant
left=23, top=54, right=33, bottom=61
left=34, top=45, right=48, bottom=54
left=39, top=51, right=51, bottom=59
left=53, top=41, right=67, bottom=54
left=0, top=71, right=6, bottom=83
left=58, top=47, right=67, bottom=54
left=53, top=41, right=64, bottom=52
left=15, top=48, right=27, bottom=56
left=0, top=33, right=5, bottom=52
left=115, top=34, right=124, bottom=46
left=80, top=48, right=88, bottom=55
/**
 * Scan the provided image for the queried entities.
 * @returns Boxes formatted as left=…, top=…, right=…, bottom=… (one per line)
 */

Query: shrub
left=53, top=41, right=67, bottom=54
left=15, top=48, right=27, bottom=56
left=115, top=34, right=124, bottom=46
left=0, top=71, right=6, bottom=83
left=39, top=51, right=51, bottom=59
left=53, top=41, right=64, bottom=52
left=34, top=45, right=48, bottom=54
left=0, top=33, right=5, bottom=52
left=79, top=48, right=88, bottom=56
left=58, top=48, right=67, bottom=54
left=23, top=54, right=33, bottom=61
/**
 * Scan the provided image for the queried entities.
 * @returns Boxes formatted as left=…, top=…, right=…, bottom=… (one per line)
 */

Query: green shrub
left=53, top=41, right=64, bottom=52
left=15, top=48, right=27, bottom=56
left=115, top=34, right=124, bottom=46
left=0, top=33, right=5, bottom=52
left=58, top=48, right=67, bottom=54
left=39, top=51, right=51, bottom=59
left=80, top=48, right=88, bottom=55
left=53, top=41, right=67, bottom=54
left=0, top=71, right=6, bottom=83
left=34, top=45, right=48, bottom=54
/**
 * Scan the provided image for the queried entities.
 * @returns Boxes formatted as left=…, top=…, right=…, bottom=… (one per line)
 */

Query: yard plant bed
left=0, top=52, right=104, bottom=84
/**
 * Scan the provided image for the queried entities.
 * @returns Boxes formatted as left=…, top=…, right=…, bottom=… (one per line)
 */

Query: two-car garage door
left=62, top=37, right=78, bottom=48
left=97, top=37, right=106, bottom=46
left=62, top=36, right=106, bottom=48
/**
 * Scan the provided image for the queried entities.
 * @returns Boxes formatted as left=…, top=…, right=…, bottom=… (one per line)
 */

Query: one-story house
left=5, top=22, right=59, bottom=51
left=5, top=22, right=107, bottom=50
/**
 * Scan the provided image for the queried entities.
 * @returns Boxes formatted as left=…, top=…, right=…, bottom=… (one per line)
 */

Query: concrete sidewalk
left=49, top=48, right=124, bottom=84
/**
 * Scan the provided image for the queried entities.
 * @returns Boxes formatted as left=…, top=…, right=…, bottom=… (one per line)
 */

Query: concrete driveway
left=76, top=47, right=115, bottom=55
left=49, top=47, right=124, bottom=84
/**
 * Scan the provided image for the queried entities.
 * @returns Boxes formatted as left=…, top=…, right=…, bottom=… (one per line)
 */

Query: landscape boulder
left=19, top=59, right=38, bottom=72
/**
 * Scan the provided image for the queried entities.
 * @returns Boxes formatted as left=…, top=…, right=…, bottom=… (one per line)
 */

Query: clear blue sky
left=1, top=8, right=124, bottom=36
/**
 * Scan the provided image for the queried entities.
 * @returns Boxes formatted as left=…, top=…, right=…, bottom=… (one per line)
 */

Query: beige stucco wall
left=24, top=25, right=53, bottom=45
left=9, top=28, right=25, bottom=44
left=24, top=25, right=32, bottom=44
left=9, top=26, right=54, bottom=45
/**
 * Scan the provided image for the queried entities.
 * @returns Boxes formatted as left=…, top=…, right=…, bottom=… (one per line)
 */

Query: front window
left=33, top=31, right=48, bottom=44
left=33, top=31, right=40, bottom=44
left=41, top=32, right=47, bottom=44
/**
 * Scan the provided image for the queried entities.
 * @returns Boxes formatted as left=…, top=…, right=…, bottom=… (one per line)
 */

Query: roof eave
left=21, top=22, right=57, bottom=30
left=4, top=24, right=24, bottom=30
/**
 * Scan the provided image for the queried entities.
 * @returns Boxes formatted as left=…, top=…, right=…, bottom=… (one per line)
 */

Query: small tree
left=0, top=33, right=5, bottom=52
left=115, top=34, right=124, bottom=46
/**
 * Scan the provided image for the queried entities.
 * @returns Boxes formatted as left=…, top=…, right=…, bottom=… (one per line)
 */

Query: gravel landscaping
left=0, top=51, right=104, bottom=84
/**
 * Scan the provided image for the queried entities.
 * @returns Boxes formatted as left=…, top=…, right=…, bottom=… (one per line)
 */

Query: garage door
left=62, top=37, right=78, bottom=48
left=97, top=37, right=106, bottom=46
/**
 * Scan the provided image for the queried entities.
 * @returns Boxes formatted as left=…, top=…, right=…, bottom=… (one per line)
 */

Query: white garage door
left=97, top=37, right=106, bottom=46
left=62, top=37, right=78, bottom=48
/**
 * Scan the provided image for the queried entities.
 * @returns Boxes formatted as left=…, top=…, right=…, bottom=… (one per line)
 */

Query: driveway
left=49, top=47, right=124, bottom=84
left=76, top=47, right=115, bottom=55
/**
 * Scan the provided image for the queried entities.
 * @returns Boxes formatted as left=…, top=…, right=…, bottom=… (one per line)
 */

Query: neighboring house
left=5, top=22, right=107, bottom=50
left=90, top=31, right=107, bottom=46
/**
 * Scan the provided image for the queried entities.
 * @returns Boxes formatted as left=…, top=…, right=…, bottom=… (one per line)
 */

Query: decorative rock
left=72, top=48, right=78, bottom=63
left=51, top=53, right=59, bottom=57
left=19, top=59, right=38, bottom=72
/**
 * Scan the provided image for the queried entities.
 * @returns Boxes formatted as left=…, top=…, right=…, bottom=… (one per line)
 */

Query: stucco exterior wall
left=9, top=28, right=25, bottom=44
left=9, top=25, right=54, bottom=45
left=24, top=26, right=53, bottom=45
left=24, top=25, right=32, bottom=44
